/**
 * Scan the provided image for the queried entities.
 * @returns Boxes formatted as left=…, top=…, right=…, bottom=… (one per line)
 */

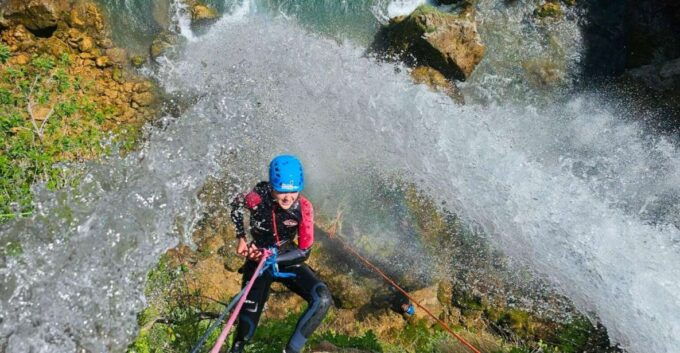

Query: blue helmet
left=269, top=155, right=304, bottom=192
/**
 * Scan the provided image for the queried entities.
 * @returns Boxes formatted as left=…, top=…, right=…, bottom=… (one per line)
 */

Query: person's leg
left=279, top=265, right=332, bottom=353
left=230, top=261, right=274, bottom=353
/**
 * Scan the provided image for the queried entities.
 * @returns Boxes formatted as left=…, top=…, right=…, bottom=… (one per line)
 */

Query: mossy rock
left=375, top=4, right=485, bottom=81
left=410, top=66, right=464, bottom=103
left=191, top=4, right=219, bottom=23
left=534, top=1, right=563, bottom=19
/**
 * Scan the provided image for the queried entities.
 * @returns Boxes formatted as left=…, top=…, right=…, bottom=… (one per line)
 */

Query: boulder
left=132, top=92, right=155, bottom=107
left=11, top=53, right=31, bottom=65
left=0, top=0, right=70, bottom=33
left=411, top=66, right=464, bottom=103
left=377, top=5, right=485, bottom=81
left=408, top=285, right=444, bottom=322
left=130, top=55, right=147, bottom=68
left=39, top=36, right=71, bottom=57
left=191, top=4, right=219, bottom=23
left=185, top=255, right=242, bottom=303
left=534, top=1, right=562, bottom=19
left=325, top=273, right=373, bottom=309
left=68, top=2, right=105, bottom=35
left=150, top=34, right=176, bottom=60
left=78, top=35, right=95, bottom=53
left=105, top=47, right=127, bottom=66
left=95, top=55, right=111, bottom=68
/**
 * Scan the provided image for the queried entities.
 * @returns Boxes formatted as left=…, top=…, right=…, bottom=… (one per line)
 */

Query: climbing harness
left=326, top=229, right=483, bottom=353
left=266, top=247, right=297, bottom=279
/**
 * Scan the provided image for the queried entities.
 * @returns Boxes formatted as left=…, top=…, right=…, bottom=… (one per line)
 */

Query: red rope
left=271, top=209, right=280, bottom=246
left=329, top=234, right=484, bottom=353
left=209, top=251, right=271, bottom=353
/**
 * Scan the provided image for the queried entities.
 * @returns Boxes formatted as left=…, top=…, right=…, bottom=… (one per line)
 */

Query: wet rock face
left=625, top=57, right=680, bottom=92
left=376, top=5, right=485, bottom=81
left=1, top=0, right=69, bottom=34
left=410, top=65, right=464, bottom=103
left=0, top=0, right=70, bottom=32
left=0, top=0, right=157, bottom=131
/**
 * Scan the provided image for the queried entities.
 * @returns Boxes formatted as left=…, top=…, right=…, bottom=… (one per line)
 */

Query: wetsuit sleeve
left=230, top=190, right=262, bottom=239
left=276, top=247, right=311, bottom=267
left=277, top=196, right=314, bottom=267
left=297, top=196, right=314, bottom=249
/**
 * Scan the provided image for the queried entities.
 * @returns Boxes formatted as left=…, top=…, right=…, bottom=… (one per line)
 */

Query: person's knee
left=314, top=284, right=332, bottom=314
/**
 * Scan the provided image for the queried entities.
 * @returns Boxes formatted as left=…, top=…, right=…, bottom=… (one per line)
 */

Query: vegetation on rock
left=534, top=1, right=563, bottom=19
left=0, top=0, right=156, bottom=220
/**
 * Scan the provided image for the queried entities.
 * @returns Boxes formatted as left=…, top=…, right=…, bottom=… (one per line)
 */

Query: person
left=228, top=155, right=332, bottom=353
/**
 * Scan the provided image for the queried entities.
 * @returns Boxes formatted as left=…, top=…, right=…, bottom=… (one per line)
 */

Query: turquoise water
left=94, top=0, right=387, bottom=52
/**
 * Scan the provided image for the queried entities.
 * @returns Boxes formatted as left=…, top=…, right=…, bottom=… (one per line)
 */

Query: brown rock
left=123, top=82, right=135, bottom=93
left=191, top=4, right=219, bottom=23
left=12, top=25, right=34, bottom=42
left=40, top=37, right=71, bottom=57
left=13, top=53, right=31, bottom=65
left=78, top=35, right=95, bottom=53
left=69, top=2, right=105, bottom=33
left=134, top=81, right=153, bottom=93
left=95, top=55, right=112, bottom=68
left=411, top=66, right=464, bottom=103
left=325, top=273, right=373, bottom=309
left=67, top=28, right=82, bottom=41
left=409, top=285, right=444, bottom=322
left=132, top=92, right=154, bottom=107
left=380, top=5, right=485, bottom=81
left=79, top=52, right=93, bottom=59
left=104, top=89, right=118, bottom=99
left=1, top=0, right=69, bottom=32
left=105, top=48, right=127, bottom=66
left=99, top=38, right=114, bottom=49
left=150, top=37, right=172, bottom=60
left=185, top=255, right=241, bottom=303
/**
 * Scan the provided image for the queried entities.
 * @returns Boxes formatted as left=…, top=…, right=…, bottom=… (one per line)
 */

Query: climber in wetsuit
left=229, top=155, right=332, bottom=353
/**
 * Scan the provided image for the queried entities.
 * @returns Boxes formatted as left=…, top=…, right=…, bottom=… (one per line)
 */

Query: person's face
left=272, top=191, right=299, bottom=210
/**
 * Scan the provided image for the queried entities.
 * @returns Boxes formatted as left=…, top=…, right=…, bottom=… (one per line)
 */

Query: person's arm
left=277, top=196, right=314, bottom=266
left=230, top=190, right=263, bottom=259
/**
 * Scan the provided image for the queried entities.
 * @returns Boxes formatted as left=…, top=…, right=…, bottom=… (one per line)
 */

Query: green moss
left=534, top=1, right=563, bottom=19
left=554, top=319, right=591, bottom=353
left=2, top=241, right=23, bottom=257
left=0, top=44, right=10, bottom=64
left=0, top=51, right=147, bottom=222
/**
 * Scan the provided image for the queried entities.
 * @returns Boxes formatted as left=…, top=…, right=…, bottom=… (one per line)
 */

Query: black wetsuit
left=229, top=182, right=332, bottom=353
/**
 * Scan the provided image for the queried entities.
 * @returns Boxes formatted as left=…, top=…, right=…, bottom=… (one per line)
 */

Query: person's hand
left=236, top=238, right=263, bottom=261
left=246, top=242, right=263, bottom=261
left=236, top=238, right=249, bottom=257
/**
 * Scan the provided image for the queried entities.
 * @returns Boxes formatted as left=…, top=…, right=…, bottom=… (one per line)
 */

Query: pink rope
left=210, top=250, right=271, bottom=353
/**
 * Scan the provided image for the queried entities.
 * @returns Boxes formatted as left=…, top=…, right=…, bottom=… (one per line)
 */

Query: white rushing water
left=158, top=12, right=680, bottom=353
left=1, top=2, right=679, bottom=353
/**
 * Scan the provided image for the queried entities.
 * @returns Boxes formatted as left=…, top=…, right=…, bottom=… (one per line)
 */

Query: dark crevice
left=28, top=25, right=58, bottom=38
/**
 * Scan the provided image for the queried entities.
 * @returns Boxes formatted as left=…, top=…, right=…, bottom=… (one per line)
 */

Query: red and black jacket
left=230, top=181, right=314, bottom=266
